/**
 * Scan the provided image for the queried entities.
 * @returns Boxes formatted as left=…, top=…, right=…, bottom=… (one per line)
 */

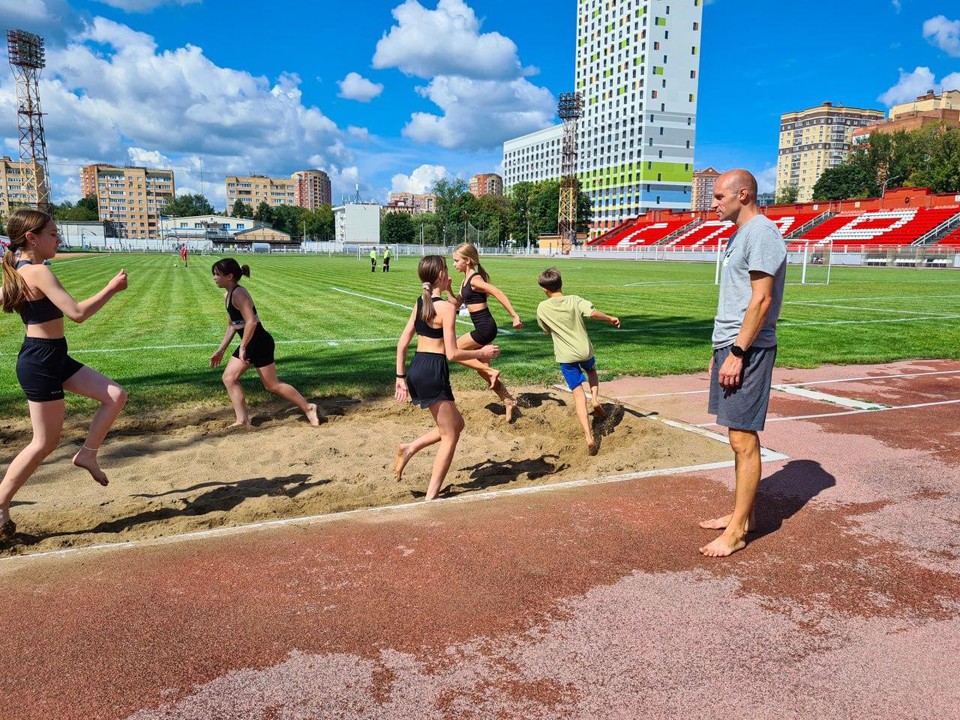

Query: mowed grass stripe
left=1, top=255, right=958, bottom=416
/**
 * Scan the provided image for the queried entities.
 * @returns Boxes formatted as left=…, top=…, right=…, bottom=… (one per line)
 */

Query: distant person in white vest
left=699, top=169, right=786, bottom=558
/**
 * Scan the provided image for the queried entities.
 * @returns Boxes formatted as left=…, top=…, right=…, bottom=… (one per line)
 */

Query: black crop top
left=226, top=286, right=259, bottom=327
left=460, top=273, right=488, bottom=305
left=414, top=296, right=445, bottom=339
left=15, top=260, right=64, bottom=325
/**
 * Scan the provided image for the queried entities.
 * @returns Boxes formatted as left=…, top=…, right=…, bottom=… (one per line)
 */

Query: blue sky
left=0, top=0, right=957, bottom=208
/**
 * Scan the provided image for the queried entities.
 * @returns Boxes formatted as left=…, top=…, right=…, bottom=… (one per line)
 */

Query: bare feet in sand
left=592, top=403, right=607, bottom=419
left=698, top=512, right=754, bottom=532
left=699, top=532, right=747, bottom=557
left=393, top=444, right=413, bottom=481
left=305, top=403, right=321, bottom=427
left=505, top=399, right=517, bottom=423
left=0, top=519, right=16, bottom=541
left=587, top=438, right=598, bottom=456
left=229, top=420, right=253, bottom=430
left=72, top=446, right=109, bottom=487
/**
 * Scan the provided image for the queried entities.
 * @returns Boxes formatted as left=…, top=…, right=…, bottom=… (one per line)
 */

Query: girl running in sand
left=447, top=242, right=521, bottom=422
left=394, top=255, right=500, bottom=500
left=0, top=208, right=128, bottom=542
left=209, top=258, right=320, bottom=429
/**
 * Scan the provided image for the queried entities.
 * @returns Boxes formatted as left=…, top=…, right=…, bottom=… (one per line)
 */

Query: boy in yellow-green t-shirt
left=536, top=267, right=621, bottom=454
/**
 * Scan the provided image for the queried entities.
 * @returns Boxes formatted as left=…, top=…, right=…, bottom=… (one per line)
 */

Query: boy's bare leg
left=585, top=367, right=605, bottom=418
left=572, top=385, right=596, bottom=454
left=699, top=429, right=761, bottom=557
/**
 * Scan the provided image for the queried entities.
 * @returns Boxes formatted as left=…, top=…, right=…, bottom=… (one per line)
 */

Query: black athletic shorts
left=468, top=307, right=498, bottom=346
left=407, top=351, right=455, bottom=409
left=16, top=336, right=85, bottom=402
left=232, top=324, right=276, bottom=368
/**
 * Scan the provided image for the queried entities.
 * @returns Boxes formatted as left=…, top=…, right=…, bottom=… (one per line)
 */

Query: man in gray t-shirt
left=699, top=169, right=787, bottom=559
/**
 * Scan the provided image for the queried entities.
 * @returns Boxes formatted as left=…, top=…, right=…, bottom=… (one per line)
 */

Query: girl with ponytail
left=393, top=255, right=500, bottom=500
left=209, top=258, right=320, bottom=428
left=0, top=208, right=129, bottom=543
left=448, top=242, right=520, bottom=421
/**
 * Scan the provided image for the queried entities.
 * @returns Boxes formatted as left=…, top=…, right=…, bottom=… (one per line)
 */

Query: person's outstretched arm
left=590, top=309, right=621, bottom=329
left=32, top=265, right=127, bottom=323
left=471, top=276, right=522, bottom=329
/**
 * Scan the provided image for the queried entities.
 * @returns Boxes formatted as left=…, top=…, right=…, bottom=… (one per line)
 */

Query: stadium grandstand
left=588, top=186, right=960, bottom=253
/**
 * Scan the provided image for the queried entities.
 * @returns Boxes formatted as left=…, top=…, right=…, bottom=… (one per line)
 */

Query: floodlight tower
left=7, top=30, right=51, bottom=210
left=557, top=92, right=583, bottom=245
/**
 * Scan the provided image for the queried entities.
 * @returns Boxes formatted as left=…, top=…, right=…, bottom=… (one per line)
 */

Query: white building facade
left=577, top=0, right=703, bottom=234
left=502, top=125, right=564, bottom=188
left=333, top=203, right=381, bottom=244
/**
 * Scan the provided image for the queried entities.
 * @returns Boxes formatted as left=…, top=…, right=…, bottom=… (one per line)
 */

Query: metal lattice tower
left=7, top=30, right=50, bottom=210
left=557, top=92, right=582, bottom=244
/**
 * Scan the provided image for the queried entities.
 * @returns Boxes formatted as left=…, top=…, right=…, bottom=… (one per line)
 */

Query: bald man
left=699, top=169, right=786, bottom=557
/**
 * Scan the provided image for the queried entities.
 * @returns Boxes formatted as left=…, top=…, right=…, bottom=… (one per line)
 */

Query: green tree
left=308, top=204, right=335, bottom=240
left=253, top=201, right=274, bottom=225
left=775, top=184, right=800, bottom=205
left=231, top=199, right=253, bottom=218
left=381, top=211, right=416, bottom=245
left=52, top=194, right=99, bottom=222
left=160, top=193, right=214, bottom=217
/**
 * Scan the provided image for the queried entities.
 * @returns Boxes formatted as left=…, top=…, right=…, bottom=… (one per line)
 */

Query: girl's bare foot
left=699, top=532, right=748, bottom=558
left=229, top=420, right=253, bottom=430
left=592, top=403, right=607, bottom=419
left=393, top=444, right=413, bottom=481
left=72, top=446, right=109, bottom=487
left=487, top=367, right=500, bottom=390
left=505, top=399, right=517, bottom=423
left=305, top=403, right=321, bottom=427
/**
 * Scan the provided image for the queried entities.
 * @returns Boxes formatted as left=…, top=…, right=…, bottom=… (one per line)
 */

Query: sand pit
left=0, top=386, right=731, bottom=557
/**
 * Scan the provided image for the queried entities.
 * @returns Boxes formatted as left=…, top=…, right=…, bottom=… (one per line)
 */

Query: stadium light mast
left=7, top=29, right=51, bottom=210
left=557, top=91, right=583, bottom=248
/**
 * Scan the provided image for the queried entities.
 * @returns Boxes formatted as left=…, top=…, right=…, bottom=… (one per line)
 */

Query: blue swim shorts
left=559, top=357, right=596, bottom=390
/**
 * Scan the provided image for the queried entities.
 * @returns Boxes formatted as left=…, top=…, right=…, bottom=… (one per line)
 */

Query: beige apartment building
left=890, top=89, right=960, bottom=117
left=385, top=192, right=436, bottom=215
left=691, top=167, right=721, bottom=211
left=776, top=101, right=884, bottom=202
left=80, top=164, right=175, bottom=239
left=469, top=173, right=503, bottom=197
left=227, top=170, right=332, bottom=213
left=0, top=156, right=44, bottom=215
left=853, top=90, right=960, bottom=144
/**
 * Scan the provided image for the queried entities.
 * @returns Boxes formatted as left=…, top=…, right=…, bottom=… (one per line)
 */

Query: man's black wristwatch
left=730, top=344, right=746, bottom=358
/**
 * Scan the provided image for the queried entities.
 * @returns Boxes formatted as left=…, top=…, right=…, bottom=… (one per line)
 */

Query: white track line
left=0, top=456, right=768, bottom=566
left=785, top=293, right=960, bottom=303
left=778, top=369, right=960, bottom=387
left=779, top=314, right=960, bottom=327
left=330, top=286, right=511, bottom=333
left=695, top=397, right=960, bottom=427
left=771, top=384, right=886, bottom=410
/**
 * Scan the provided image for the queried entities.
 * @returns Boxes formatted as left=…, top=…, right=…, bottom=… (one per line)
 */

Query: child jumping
left=536, top=267, right=620, bottom=454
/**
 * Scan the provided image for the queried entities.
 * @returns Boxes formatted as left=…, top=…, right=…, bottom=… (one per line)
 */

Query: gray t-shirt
left=712, top=214, right=787, bottom=349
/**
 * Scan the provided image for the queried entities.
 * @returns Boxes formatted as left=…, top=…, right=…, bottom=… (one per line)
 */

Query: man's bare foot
left=487, top=367, right=500, bottom=390
left=592, top=403, right=607, bottom=419
left=393, top=444, right=413, bottom=481
left=305, top=403, right=321, bottom=427
left=698, top=512, right=754, bottom=532
left=699, top=532, right=747, bottom=558
left=72, top=447, right=109, bottom=487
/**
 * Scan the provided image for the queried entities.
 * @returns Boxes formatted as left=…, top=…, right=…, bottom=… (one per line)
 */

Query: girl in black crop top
left=449, top=242, right=522, bottom=422
left=393, top=255, right=500, bottom=501
left=209, top=258, right=320, bottom=429
left=0, top=208, right=129, bottom=542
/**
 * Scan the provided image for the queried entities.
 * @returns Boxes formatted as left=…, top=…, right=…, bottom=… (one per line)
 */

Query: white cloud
left=390, top=164, right=448, bottom=193
left=923, top=15, right=960, bottom=57
left=756, top=166, right=777, bottom=195
left=0, top=16, right=360, bottom=208
left=337, top=72, right=384, bottom=102
left=877, top=66, right=960, bottom=105
left=373, top=0, right=523, bottom=80
left=0, top=0, right=85, bottom=44
left=892, top=0, right=901, bottom=12
left=95, top=0, right=201, bottom=12
left=347, top=126, right=371, bottom=141
left=127, top=147, right=172, bottom=168
left=403, top=75, right=555, bottom=150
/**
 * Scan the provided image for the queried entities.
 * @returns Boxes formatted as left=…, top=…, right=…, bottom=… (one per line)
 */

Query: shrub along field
left=1, top=252, right=958, bottom=417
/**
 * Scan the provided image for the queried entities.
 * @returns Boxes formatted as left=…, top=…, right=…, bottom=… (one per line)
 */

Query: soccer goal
left=798, top=239, right=832, bottom=285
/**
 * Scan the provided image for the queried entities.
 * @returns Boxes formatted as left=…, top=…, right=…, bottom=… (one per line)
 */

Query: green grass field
left=1, top=252, right=958, bottom=417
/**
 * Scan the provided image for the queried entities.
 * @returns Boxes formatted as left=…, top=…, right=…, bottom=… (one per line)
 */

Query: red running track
left=1, top=360, right=959, bottom=719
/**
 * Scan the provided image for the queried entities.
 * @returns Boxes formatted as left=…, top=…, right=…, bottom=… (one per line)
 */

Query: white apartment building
left=503, top=125, right=564, bottom=189
left=577, top=0, right=703, bottom=233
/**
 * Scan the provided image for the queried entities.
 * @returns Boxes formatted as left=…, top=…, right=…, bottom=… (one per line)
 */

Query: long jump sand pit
left=0, top=386, right=731, bottom=557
